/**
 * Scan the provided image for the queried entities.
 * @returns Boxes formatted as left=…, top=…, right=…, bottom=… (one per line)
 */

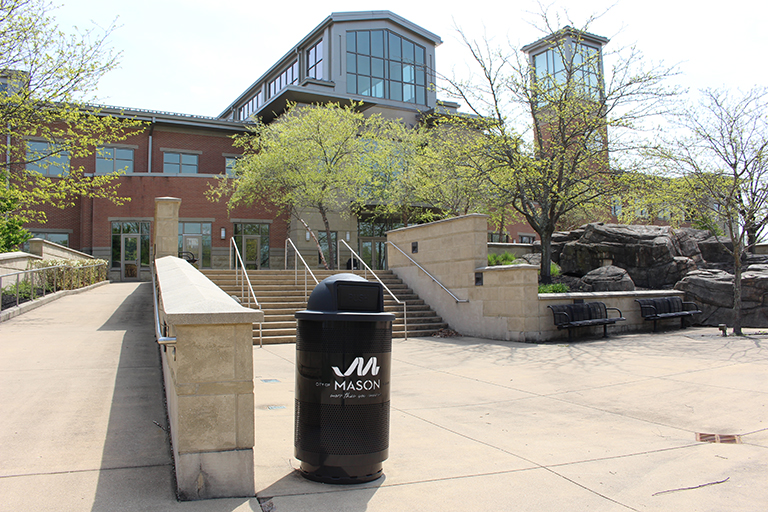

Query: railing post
left=403, top=302, right=408, bottom=340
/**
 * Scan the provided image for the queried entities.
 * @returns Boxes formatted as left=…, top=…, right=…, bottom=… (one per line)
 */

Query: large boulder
left=675, top=265, right=768, bottom=327
left=577, top=265, right=635, bottom=292
left=557, top=224, right=706, bottom=288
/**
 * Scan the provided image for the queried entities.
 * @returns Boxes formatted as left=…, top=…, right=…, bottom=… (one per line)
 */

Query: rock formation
left=675, top=266, right=768, bottom=327
left=576, top=265, right=635, bottom=292
left=536, top=222, right=768, bottom=327
left=550, top=223, right=727, bottom=289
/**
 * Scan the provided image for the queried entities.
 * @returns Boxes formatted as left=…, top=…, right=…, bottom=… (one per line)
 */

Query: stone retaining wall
left=155, top=255, right=263, bottom=500
left=387, top=215, right=696, bottom=342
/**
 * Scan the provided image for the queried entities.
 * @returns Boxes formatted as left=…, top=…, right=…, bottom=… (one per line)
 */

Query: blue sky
left=54, top=0, right=766, bottom=117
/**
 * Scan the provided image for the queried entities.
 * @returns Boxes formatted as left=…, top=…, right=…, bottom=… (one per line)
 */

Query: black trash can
left=294, top=273, right=395, bottom=484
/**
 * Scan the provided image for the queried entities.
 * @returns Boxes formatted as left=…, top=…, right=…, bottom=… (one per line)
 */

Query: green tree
left=443, top=12, right=678, bottom=283
left=212, top=102, right=392, bottom=269
left=361, top=119, right=510, bottom=227
left=1, top=0, right=142, bottom=251
left=650, top=87, right=768, bottom=335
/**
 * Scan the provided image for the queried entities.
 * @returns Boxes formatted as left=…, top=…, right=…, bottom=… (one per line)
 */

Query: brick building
left=23, top=11, right=607, bottom=279
left=25, top=108, right=288, bottom=281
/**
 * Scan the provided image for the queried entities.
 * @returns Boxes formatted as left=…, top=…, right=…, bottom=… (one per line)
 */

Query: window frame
left=346, top=29, right=428, bottom=105
left=162, top=151, right=199, bottom=174
left=306, top=39, right=323, bottom=80
left=96, top=146, right=134, bottom=174
left=268, top=61, right=299, bottom=98
left=26, top=140, right=70, bottom=176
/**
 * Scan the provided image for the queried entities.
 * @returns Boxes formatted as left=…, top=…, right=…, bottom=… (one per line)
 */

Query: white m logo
left=332, top=357, right=380, bottom=378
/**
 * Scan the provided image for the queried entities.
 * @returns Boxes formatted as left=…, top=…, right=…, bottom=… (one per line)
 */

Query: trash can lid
left=296, top=273, right=395, bottom=321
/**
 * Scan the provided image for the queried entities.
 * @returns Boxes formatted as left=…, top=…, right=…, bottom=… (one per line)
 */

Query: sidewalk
left=1, top=282, right=766, bottom=511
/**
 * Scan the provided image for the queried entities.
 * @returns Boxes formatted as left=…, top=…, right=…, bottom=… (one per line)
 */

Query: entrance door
left=121, top=235, right=140, bottom=280
left=243, top=236, right=261, bottom=270
left=359, top=237, right=387, bottom=270
left=182, top=235, right=202, bottom=268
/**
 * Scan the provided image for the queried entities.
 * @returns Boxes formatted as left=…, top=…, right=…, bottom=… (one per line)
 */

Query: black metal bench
left=635, top=297, right=701, bottom=331
left=548, top=302, right=626, bottom=340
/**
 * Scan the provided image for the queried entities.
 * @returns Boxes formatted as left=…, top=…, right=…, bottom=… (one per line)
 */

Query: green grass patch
left=538, top=283, right=569, bottom=293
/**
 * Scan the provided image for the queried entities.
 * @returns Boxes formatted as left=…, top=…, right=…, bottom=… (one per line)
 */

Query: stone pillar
left=155, top=256, right=263, bottom=500
left=154, top=197, right=181, bottom=259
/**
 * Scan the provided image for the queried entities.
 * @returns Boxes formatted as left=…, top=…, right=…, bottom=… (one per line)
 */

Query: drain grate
left=696, top=432, right=741, bottom=444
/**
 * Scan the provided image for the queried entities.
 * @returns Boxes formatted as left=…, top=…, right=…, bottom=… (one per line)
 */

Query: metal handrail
left=230, top=237, right=263, bottom=347
left=386, top=241, right=469, bottom=303
left=1, top=263, right=106, bottom=312
left=337, top=239, right=407, bottom=339
left=151, top=260, right=176, bottom=346
left=284, top=238, right=319, bottom=299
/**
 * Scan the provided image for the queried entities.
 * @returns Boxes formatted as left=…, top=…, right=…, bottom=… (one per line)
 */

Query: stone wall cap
left=0, top=251, right=42, bottom=262
left=537, top=290, right=684, bottom=301
left=156, top=256, right=263, bottom=324
left=476, top=264, right=538, bottom=271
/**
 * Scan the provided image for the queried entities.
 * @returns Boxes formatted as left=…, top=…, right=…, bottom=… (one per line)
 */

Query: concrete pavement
left=1, top=282, right=766, bottom=511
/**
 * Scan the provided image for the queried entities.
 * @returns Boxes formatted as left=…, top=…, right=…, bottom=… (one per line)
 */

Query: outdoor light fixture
left=220, top=227, right=226, bottom=240
left=305, top=230, right=310, bottom=241
left=346, top=231, right=350, bottom=241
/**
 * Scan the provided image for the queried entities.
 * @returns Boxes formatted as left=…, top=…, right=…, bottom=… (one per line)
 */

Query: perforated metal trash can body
left=295, top=274, right=395, bottom=484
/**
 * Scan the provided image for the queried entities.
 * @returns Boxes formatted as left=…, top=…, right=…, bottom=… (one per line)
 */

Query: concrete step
left=204, top=268, right=449, bottom=345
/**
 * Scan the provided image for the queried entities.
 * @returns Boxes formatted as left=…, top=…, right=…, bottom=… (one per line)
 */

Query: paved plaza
left=0, top=282, right=766, bottom=511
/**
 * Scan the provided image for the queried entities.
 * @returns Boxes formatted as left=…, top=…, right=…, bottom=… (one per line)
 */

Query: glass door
left=121, top=235, right=140, bottom=280
left=243, top=236, right=261, bottom=270
left=182, top=234, right=202, bottom=268
left=359, top=237, right=387, bottom=270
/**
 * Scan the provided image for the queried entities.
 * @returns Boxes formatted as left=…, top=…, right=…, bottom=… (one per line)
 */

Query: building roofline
left=217, top=10, right=443, bottom=119
left=92, top=104, right=251, bottom=132
left=521, top=26, right=609, bottom=55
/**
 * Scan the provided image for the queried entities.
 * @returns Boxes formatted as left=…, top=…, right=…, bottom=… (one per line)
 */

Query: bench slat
left=635, top=297, right=701, bottom=331
left=549, top=301, right=626, bottom=340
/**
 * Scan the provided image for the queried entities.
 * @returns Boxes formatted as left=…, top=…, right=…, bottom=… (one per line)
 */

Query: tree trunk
left=294, top=214, right=328, bottom=270
left=319, top=204, right=335, bottom=270
left=732, top=243, right=743, bottom=335
left=539, top=230, right=553, bottom=285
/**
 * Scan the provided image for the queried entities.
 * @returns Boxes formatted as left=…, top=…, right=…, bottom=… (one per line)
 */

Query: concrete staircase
left=201, top=269, right=449, bottom=344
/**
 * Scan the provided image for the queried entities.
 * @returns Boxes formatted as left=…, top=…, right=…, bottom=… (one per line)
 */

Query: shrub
left=28, top=259, right=109, bottom=290
left=488, top=251, right=518, bottom=266
left=539, top=283, right=569, bottom=293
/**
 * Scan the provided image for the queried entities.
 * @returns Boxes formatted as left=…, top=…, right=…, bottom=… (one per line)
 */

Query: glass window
left=96, top=146, right=134, bottom=174
left=533, top=43, right=601, bottom=98
left=358, top=218, right=404, bottom=237
left=225, top=157, right=238, bottom=177
left=346, top=29, right=428, bottom=105
left=488, top=232, right=509, bottom=243
left=267, top=60, right=298, bottom=98
left=26, top=141, right=69, bottom=176
left=163, top=152, right=198, bottom=174
left=28, top=232, right=69, bottom=247
left=307, top=39, right=323, bottom=80
left=370, top=30, right=384, bottom=58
